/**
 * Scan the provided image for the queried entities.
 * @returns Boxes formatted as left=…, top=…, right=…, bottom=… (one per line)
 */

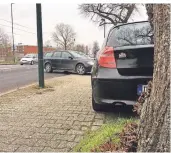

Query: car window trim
left=45, top=52, right=53, bottom=57
left=52, top=51, right=62, bottom=58
left=61, top=51, right=73, bottom=59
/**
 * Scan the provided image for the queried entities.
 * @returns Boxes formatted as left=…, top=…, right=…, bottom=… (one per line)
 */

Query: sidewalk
left=0, top=75, right=105, bottom=152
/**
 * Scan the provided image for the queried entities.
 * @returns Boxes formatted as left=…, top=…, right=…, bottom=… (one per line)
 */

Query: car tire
left=76, top=63, right=86, bottom=75
left=30, top=61, right=34, bottom=65
left=92, top=94, right=103, bottom=111
left=20, top=63, right=23, bottom=65
left=45, top=63, right=53, bottom=73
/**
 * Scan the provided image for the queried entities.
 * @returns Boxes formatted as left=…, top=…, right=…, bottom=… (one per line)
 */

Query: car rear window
left=107, top=22, right=153, bottom=47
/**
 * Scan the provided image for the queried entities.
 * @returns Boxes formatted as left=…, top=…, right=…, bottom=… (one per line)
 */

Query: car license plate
left=137, top=85, right=148, bottom=95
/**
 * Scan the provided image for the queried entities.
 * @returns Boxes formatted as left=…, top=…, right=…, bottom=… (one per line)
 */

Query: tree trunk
left=137, top=4, right=170, bottom=152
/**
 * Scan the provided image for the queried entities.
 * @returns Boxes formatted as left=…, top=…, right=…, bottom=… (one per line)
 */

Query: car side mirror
left=69, top=56, right=73, bottom=60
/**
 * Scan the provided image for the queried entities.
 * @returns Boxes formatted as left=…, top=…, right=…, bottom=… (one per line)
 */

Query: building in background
left=22, top=45, right=55, bottom=55
left=0, top=45, right=55, bottom=61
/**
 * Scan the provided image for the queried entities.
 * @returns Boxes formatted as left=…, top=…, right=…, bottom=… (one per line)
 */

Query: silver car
left=20, top=54, right=38, bottom=65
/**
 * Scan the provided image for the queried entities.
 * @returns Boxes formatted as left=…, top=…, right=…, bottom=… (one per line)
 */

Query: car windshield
left=45, top=52, right=53, bottom=57
left=24, top=54, right=35, bottom=58
left=69, top=51, right=86, bottom=58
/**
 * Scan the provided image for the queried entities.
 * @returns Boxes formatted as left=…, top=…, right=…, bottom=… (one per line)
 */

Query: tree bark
left=137, top=4, right=170, bottom=152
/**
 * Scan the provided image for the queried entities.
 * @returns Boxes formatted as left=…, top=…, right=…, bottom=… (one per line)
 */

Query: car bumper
left=20, top=61, right=31, bottom=64
left=92, top=68, right=152, bottom=106
left=85, top=65, right=93, bottom=73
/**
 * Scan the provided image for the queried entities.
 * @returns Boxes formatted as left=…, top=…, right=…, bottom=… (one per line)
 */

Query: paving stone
left=91, top=125, right=100, bottom=131
left=74, top=135, right=84, bottom=143
left=47, top=140, right=61, bottom=149
left=44, top=119, right=57, bottom=124
left=81, top=126, right=89, bottom=131
left=0, top=143, right=19, bottom=152
left=42, top=123, right=63, bottom=128
left=51, top=116, right=68, bottom=120
left=93, top=119, right=104, bottom=126
left=12, top=138, right=38, bottom=146
left=0, top=125, right=12, bottom=131
left=57, top=141, right=68, bottom=149
left=0, top=136, right=17, bottom=144
left=16, top=145, right=44, bottom=152
left=80, top=121, right=92, bottom=126
left=27, top=127, right=49, bottom=134
left=67, top=142, right=78, bottom=150
left=74, top=110, right=89, bottom=115
left=20, top=131, right=35, bottom=139
left=34, top=139, right=60, bottom=148
left=31, top=133, right=55, bottom=140
left=46, top=128, right=67, bottom=134
left=71, top=125, right=82, bottom=130
left=67, top=129, right=84, bottom=135
left=24, top=120, right=45, bottom=127
left=42, top=147, right=69, bottom=152
left=51, top=134, right=75, bottom=141
left=95, top=113, right=105, bottom=119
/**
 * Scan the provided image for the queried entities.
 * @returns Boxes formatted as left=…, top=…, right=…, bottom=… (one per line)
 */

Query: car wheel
left=76, top=64, right=86, bottom=75
left=30, top=61, right=34, bottom=65
left=20, top=63, right=23, bottom=65
left=45, top=63, right=53, bottom=73
left=92, top=94, right=103, bottom=111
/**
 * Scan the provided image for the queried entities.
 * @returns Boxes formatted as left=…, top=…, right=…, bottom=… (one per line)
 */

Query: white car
left=20, top=54, right=38, bottom=65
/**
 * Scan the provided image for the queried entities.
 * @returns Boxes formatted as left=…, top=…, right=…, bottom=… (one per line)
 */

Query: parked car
left=20, top=54, right=38, bottom=65
left=75, top=51, right=95, bottom=60
left=44, top=50, right=94, bottom=74
left=91, top=21, right=154, bottom=111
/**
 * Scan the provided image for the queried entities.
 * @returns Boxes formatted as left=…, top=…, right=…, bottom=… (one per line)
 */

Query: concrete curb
left=0, top=83, right=36, bottom=97
left=0, top=64, right=18, bottom=65
left=0, top=74, right=68, bottom=97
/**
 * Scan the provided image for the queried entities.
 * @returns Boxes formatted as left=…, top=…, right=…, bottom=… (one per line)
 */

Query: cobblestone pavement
left=0, top=75, right=107, bottom=152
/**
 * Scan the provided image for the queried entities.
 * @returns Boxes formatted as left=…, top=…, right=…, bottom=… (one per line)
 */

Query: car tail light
left=98, top=46, right=116, bottom=68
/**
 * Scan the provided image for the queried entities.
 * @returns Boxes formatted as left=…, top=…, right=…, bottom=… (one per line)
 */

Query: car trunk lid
left=114, top=44, right=154, bottom=76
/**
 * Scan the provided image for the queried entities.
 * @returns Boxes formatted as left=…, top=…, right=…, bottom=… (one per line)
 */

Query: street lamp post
left=36, top=4, right=45, bottom=88
left=11, top=3, right=15, bottom=63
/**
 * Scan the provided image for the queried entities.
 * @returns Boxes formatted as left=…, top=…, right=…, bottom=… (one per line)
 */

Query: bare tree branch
left=78, top=4, right=139, bottom=26
left=52, top=23, right=76, bottom=50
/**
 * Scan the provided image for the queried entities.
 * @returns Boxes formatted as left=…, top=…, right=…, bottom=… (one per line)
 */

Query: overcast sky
left=0, top=3, right=148, bottom=47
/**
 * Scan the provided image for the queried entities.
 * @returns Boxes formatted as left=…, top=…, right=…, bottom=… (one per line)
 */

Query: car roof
left=45, top=50, right=83, bottom=53
left=25, top=53, right=37, bottom=55
left=109, top=20, right=149, bottom=33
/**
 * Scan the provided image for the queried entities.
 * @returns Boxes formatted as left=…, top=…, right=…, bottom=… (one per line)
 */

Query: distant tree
left=52, top=23, right=76, bottom=50
left=92, top=41, right=100, bottom=58
left=78, top=4, right=139, bottom=26
left=0, top=28, right=11, bottom=56
left=74, top=44, right=85, bottom=52
left=44, top=40, right=52, bottom=47
left=85, top=45, right=89, bottom=55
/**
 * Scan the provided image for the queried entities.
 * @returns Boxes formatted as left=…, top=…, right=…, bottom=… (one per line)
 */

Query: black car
left=91, top=21, right=154, bottom=111
left=44, top=50, right=94, bottom=74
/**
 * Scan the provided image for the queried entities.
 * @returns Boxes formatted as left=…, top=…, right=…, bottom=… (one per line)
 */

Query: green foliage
left=73, top=118, right=137, bottom=152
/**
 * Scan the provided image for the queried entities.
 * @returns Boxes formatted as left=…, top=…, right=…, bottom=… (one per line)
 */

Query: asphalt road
left=0, top=65, right=66, bottom=94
